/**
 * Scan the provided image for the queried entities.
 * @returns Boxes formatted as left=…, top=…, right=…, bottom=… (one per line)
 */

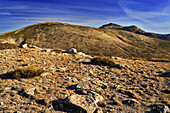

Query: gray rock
left=22, top=87, right=36, bottom=96
left=112, top=64, right=130, bottom=69
left=0, top=102, right=4, bottom=106
left=63, top=76, right=78, bottom=83
left=40, top=72, right=52, bottom=77
left=41, top=49, right=51, bottom=52
left=21, top=44, right=28, bottom=48
left=110, top=56, right=122, bottom=60
left=156, top=105, right=169, bottom=113
left=67, top=48, right=77, bottom=54
left=28, top=45, right=40, bottom=49
left=53, top=91, right=104, bottom=113
left=153, top=69, right=164, bottom=73
left=76, top=77, right=108, bottom=93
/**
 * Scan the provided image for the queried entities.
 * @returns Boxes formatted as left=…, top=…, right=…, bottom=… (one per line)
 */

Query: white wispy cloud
left=121, top=8, right=164, bottom=23
left=0, top=12, right=11, bottom=15
left=118, top=0, right=168, bottom=20
left=0, top=5, right=29, bottom=10
left=118, top=0, right=170, bottom=29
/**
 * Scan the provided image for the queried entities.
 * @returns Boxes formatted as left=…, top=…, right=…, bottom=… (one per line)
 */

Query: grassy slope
left=0, top=22, right=169, bottom=58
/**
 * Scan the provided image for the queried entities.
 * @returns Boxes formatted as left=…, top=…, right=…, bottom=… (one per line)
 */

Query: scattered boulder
left=77, top=52, right=92, bottom=58
left=63, top=76, right=78, bottom=83
left=19, top=39, right=27, bottom=48
left=52, top=91, right=104, bottom=113
left=149, top=105, right=170, bottom=113
left=112, top=64, right=130, bottom=69
left=20, top=44, right=28, bottom=48
left=156, top=105, right=169, bottom=113
left=40, top=72, right=52, bottom=77
left=77, top=52, right=86, bottom=56
left=67, top=48, right=77, bottom=54
left=0, top=102, right=4, bottom=106
left=21, top=87, right=36, bottom=96
left=43, top=67, right=66, bottom=72
left=76, top=77, right=108, bottom=93
left=28, top=45, right=41, bottom=49
left=41, top=49, right=51, bottom=52
left=110, top=56, right=122, bottom=60
left=153, top=69, right=164, bottom=73
left=55, top=67, right=66, bottom=72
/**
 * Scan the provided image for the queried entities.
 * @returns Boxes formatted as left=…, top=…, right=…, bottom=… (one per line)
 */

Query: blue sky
left=0, top=0, right=170, bottom=34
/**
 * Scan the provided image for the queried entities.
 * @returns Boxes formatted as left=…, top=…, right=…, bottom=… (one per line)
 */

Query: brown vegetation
left=0, top=43, right=19, bottom=50
left=148, top=58, right=170, bottom=62
left=11, top=66, right=44, bottom=79
left=91, top=56, right=115, bottom=66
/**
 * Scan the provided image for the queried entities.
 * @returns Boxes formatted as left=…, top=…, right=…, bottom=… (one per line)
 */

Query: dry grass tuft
left=148, top=58, right=170, bottom=62
left=52, top=48, right=63, bottom=53
left=11, top=66, right=44, bottom=79
left=130, top=57, right=146, bottom=61
left=91, top=56, right=115, bottom=66
left=0, top=43, right=19, bottom=50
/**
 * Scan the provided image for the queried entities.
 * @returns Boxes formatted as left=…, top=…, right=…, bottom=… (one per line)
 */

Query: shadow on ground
left=0, top=72, right=15, bottom=79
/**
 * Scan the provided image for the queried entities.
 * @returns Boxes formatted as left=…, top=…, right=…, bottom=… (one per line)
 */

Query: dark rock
left=161, top=72, right=170, bottom=77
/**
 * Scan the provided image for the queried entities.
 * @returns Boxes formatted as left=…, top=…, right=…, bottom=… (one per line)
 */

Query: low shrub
left=148, top=58, right=170, bottom=62
left=130, top=57, right=146, bottom=61
left=12, top=66, right=44, bottom=79
left=91, top=56, right=115, bottom=66
left=52, top=48, right=62, bottom=53
left=0, top=43, right=19, bottom=50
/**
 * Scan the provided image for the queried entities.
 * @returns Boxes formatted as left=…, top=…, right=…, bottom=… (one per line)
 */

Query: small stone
left=29, top=58, right=34, bottom=61
left=112, top=64, right=130, bottom=69
left=110, top=56, right=122, bottom=60
left=76, top=78, right=108, bottom=93
left=164, top=105, right=169, bottom=113
left=67, top=48, right=77, bottom=54
left=89, top=70, right=94, bottom=75
left=40, top=72, right=52, bottom=77
left=21, top=44, right=28, bottom=48
left=0, top=102, right=4, bottom=106
left=22, top=87, right=36, bottom=95
left=41, top=49, right=51, bottom=52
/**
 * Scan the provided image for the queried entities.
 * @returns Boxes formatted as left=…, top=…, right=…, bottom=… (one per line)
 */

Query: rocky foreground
left=0, top=48, right=169, bottom=113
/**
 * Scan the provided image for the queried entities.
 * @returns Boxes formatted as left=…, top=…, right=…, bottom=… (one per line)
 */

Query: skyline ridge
left=0, top=0, right=170, bottom=34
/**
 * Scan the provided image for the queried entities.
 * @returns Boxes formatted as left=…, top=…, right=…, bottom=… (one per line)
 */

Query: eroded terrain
left=0, top=48, right=169, bottom=113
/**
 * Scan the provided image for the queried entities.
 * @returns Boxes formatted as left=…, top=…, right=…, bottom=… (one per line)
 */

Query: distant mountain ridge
left=0, top=22, right=170, bottom=58
left=100, top=23, right=170, bottom=41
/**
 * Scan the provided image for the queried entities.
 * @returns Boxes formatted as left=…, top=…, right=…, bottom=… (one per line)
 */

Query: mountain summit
left=100, top=23, right=170, bottom=41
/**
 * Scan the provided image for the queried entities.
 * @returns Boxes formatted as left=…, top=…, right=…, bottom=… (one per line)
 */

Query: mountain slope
left=100, top=23, right=170, bottom=41
left=0, top=22, right=170, bottom=58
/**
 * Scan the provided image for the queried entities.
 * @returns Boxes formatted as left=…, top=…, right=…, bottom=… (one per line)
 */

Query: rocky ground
left=0, top=48, right=169, bottom=113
